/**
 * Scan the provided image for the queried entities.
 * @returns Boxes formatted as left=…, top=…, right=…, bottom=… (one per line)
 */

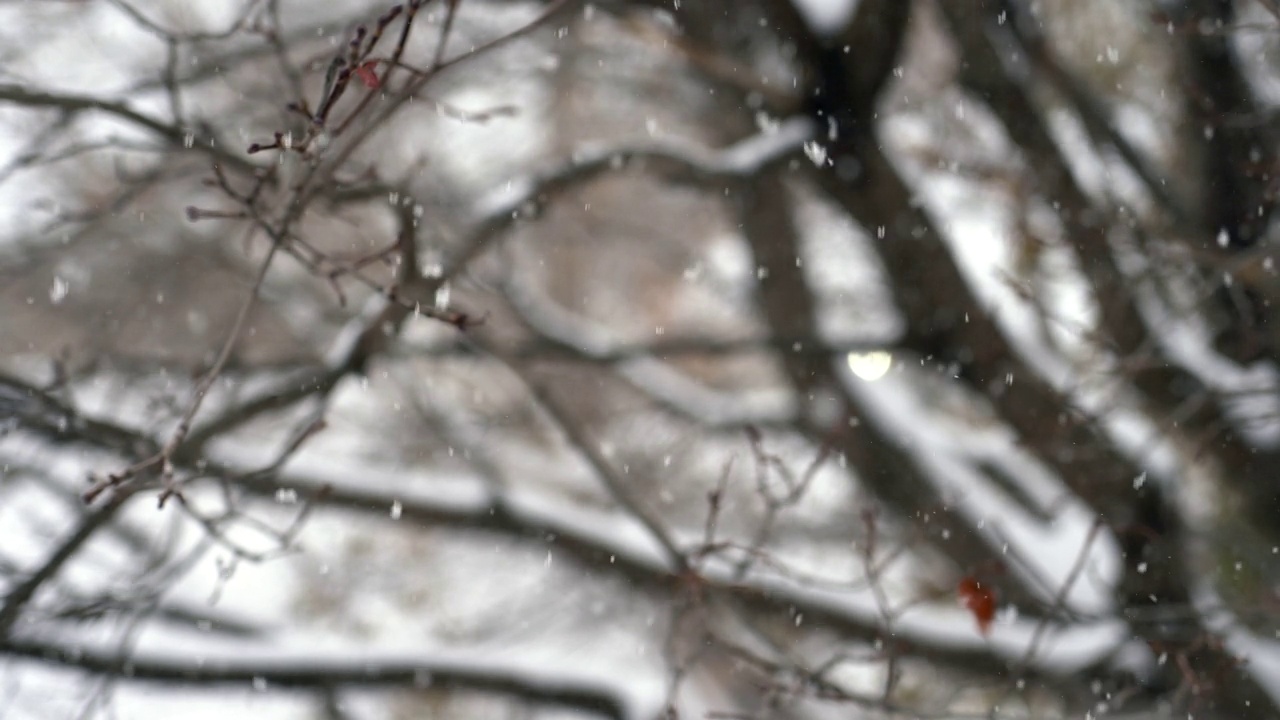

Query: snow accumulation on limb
left=0, top=634, right=640, bottom=720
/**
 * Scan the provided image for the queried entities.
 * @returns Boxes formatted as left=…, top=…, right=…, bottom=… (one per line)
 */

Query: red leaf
left=354, top=61, right=381, bottom=89
left=957, top=576, right=997, bottom=635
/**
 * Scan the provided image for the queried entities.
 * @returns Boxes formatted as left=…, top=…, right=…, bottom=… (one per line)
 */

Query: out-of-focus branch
left=793, top=2, right=1276, bottom=715
left=237, top=466, right=1107, bottom=684
left=0, top=489, right=135, bottom=638
left=703, top=0, right=1060, bottom=615
left=936, top=0, right=1210, bottom=605
left=1, top=638, right=633, bottom=720
left=0, top=84, right=257, bottom=174
left=180, top=119, right=816, bottom=445
left=0, top=373, right=152, bottom=457
left=483, top=342, right=690, bottom=572
left=83, top=232, right=287, bottom=505
left=1, top=372, right=1103, bottom=686
left=456, top=333, right=894, bottom=363
left=808, top=5, right=1151, bottom=569
left=1004, top=9, right=1189, bottom=223
left=423, top=115, right=815, bottom=287
left=731, top=169, right=1051, bottom=606
left=945, top=3, right=1262, bottom=484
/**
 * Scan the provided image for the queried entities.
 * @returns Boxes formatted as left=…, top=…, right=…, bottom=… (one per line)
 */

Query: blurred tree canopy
left=3, top=1, right=1280, bottom=718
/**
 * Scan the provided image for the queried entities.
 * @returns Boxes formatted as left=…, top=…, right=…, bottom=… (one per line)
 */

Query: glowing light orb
left=846, top=351, right=892, bottom=381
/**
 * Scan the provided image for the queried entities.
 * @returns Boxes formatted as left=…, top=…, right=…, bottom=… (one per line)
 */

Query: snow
left=275, top=450, right=675, bottom=575
left=729, top=559, right=1129, bottom=674
left=272, top=436, right=1130, bottom=677
left=1128, top=263, right=1280, bottom=447
left=10, top=633, right=661, bottom=720
left=842, top=365, right=1120, bottom=615
left=3, top=0, right=1277, bottom=717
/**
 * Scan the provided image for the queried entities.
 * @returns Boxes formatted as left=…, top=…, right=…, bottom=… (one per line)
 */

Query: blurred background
left=3, top=0, right=1280, bottom=718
